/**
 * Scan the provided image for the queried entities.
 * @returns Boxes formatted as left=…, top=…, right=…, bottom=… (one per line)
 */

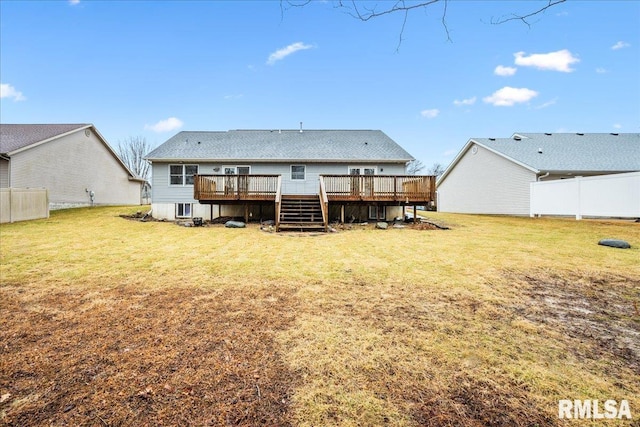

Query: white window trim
left=176, top=203, right=192, bottom=218
left=223, top=165, right=251, bottom=175
left=368, top=205, right=386, bottom=220
left=169, top=164, right=199, bottom=186
left=348, top=166, right=377, bottom=175
left=291, top=165, right=306, bottom=180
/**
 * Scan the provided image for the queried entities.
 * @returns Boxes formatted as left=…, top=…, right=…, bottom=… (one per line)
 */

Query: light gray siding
left=438, top=144, right=536, bottom=215
left=9, top=129, right=141, bottom=206
left=0, top=158, right=8, bottom=188
left=151, top=161, right=407, bottom=202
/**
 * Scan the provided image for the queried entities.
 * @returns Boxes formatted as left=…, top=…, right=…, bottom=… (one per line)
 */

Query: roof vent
left=538, top=148, right=543, bottom=154
left=489, top=138, right=496, bottom=141
left=545, top=133, right=552, bottom=136
left=610, top=133, right=619, bottom=136
left=513, top=135, right=521, bottom=141
left=299, top=121, right=303, bottom=133
left=576, top=132, right=584, bottom=136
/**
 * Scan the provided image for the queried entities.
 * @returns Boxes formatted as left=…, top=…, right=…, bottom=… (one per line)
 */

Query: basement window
left=176, top=203, right=192, bottom=218
left=368, top=206, right=386, bottom=220
left=291, top=165, right=306, bottom=180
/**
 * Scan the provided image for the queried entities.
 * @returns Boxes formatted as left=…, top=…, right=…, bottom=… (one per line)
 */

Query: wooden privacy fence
left=0, top=188, right=49, bottom=223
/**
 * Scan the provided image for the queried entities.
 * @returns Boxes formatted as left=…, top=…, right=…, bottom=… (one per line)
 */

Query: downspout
left=537, top=172, right=550, bottom=181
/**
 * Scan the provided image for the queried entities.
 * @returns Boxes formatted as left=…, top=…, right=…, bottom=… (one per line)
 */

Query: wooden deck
left=194, top=174, right=436, bottom=204
left=321, top=175, right=436, bottom=204
left=194, top=175, right=280, bottom=202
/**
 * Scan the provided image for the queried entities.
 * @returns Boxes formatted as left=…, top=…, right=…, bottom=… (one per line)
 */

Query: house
left=145, top=129, right=436, bottom=230
left=437, top=132, right=640, bottom=215
left=0, top=124, right=146, bottom=209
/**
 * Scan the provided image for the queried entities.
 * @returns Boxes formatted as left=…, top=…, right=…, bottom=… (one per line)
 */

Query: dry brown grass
left=1, top=206, right=639, bottom=426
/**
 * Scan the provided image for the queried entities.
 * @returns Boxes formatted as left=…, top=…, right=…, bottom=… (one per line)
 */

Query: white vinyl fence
left=0, top=188, right=49, bottom=223
left=530, top=172, right=640, bottom=219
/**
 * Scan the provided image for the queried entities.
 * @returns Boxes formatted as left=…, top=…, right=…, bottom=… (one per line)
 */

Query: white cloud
left=494, top=65, right=517, bottom=76
left=420, top=109, right=440, bottom=119
left=611, top=41, right=630, bottom=50
left=483, top=86, right=538, bottom=107
left=514, top=49, right=579, bottom=72
left=68, top=0, right=80, bottom=4
left=453, top=96, right=476, bottom=106
left=144, top=117, right=183, bottom=133
left=613, top=123, right=622, bottom=129
left=224, top=94, right=243, bottom=100
left=443, top=149, right=457, bottom=157
left=267, top=42, right=313, bottom=65
left=595, top=67, right=608, bottom=74
left=0, top=83, right=26, bottom=101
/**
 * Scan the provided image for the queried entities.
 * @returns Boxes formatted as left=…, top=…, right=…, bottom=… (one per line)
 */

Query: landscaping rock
left=376, top=222, right=388, bottom=230
left=225, top=220, right=246, bottom=228
left=598, top=239, right=631, bottom=249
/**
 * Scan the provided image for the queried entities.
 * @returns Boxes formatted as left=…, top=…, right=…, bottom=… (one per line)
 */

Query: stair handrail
left=275, top=175, right=282, bottom=231
left=319, top=176, right=329, bottom=231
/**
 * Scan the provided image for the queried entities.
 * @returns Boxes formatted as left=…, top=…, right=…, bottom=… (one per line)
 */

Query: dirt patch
left=0, top=285, right=298, bottom=426
left=412, top=374, right=557, bottom=427
left=508, top=269, right=640, bottom=373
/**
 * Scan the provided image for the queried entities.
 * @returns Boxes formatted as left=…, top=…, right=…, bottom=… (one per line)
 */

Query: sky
left=1, top=0, right=639, bottom=168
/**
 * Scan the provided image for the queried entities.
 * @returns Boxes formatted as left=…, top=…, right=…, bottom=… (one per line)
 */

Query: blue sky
left=1, top=1, right=639, bottom=167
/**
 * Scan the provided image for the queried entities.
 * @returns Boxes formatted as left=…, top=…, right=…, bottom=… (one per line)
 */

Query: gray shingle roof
left=0, top=124, right=90, bottom=154
left=475, top=133, right=640, bottom=173
left=145, top=130, right=414, bottom=163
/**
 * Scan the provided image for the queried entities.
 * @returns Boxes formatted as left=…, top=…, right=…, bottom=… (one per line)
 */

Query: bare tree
left=427, top=162, right=445, bottom=177
left=117, top=136, right=151, bottom=181
left=407, top=159, right=425, bottom=175
left=281, top=0, right=566, bottom=49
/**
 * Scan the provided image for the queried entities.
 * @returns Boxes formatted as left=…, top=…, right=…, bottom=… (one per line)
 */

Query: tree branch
left=281, top=0, right=566, bottom=47
left=490, top=0, right=567, bottom=27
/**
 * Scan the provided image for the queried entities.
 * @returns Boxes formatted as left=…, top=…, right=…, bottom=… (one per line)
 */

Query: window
left=349, top=167, right=376, bottom=176
left=368, top=206, right=386, bottom=220
left=291, top=165, right=306, bottom=180
left=169, top=164, right=198, bottom=186
left=223, top=166, right=251, bottom=175
left=176, top=203, right=192, bottom=218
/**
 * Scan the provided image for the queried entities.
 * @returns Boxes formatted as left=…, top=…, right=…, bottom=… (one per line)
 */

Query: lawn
left=1, top=206, right=639, bottom=426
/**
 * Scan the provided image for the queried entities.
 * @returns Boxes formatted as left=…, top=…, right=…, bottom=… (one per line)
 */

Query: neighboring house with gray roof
left=437, top=132, right=640, bottom=215
left=0, top=124, right=146, bottom=209
left=145, top=129, right=435, bottom=228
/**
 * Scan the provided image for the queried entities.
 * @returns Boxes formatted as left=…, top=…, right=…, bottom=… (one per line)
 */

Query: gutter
left=537, top=172, right=550, bottom=181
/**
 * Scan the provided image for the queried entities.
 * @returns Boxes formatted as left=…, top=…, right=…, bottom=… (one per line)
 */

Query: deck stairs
left=278, top=195, right=326, bottom=232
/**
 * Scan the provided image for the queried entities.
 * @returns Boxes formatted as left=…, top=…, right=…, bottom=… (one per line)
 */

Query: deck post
left=244, top=204, right=249, bottom=223
left=413, top=205, right=417, bottom=224
left=341, top=205, right=345, bottom=223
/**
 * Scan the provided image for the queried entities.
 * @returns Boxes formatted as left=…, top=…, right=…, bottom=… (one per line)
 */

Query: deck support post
left=413, top=205, right=417, bottom=224
left=340, top=205, right=345, bottom=223
left=244, top=204, right=249, bottom=223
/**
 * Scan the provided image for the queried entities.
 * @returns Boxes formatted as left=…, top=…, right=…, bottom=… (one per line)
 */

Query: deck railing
left=194, top=174, right=281, bottom=201
left=320, top=175, right=436, bottom=203
left=275, top=176, right=282, bottom=231
left=319, top=178, right=329, bottom=231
